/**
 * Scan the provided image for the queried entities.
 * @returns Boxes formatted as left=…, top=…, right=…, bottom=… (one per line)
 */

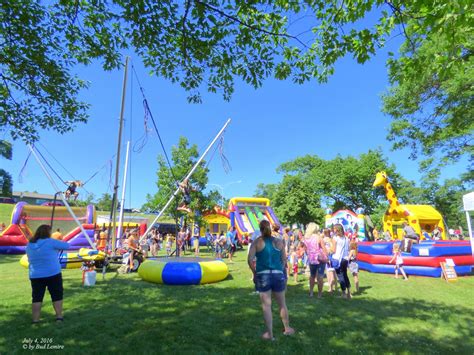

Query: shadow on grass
left=355, top=285, right=372, bottom=295
left=0, top=254, right=23, bottom=264
left=1, top=271, right=473, bottom=354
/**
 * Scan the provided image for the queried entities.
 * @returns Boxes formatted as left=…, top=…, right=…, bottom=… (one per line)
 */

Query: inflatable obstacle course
left=0, top=202, right=95, bottom=254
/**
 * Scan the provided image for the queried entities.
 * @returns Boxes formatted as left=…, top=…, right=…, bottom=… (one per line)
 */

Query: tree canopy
left=0, top=140, right=12, bottom=196
left=382, top=0, right=473, bottom=175
left=96, top=193, right=113, bottom=211
left=255, top=150, right=397, bottom=225
left=144, top=136, right=216, bottom=226
left=255, top=150, right=472, bottom=230
left=1, top=1, right=470, bottom=174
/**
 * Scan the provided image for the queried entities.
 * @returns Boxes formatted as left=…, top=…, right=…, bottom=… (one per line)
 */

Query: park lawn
left=0, top=249, right=473, bottom=354
left=0, top=203, right=14, bottom=226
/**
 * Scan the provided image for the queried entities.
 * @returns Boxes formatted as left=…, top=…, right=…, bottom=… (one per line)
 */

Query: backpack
left=307, top=237, right=327, bottom=265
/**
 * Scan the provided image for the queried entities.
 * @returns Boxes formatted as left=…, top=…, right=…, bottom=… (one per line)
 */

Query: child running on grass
left=389, top=243, right=408, bottom=280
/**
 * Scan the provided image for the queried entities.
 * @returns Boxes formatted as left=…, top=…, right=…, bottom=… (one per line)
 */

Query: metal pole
left=50, top=192, right=59, bottom=229
left=28, top=145, right=96, bottom=249
left=116, top=141, right=131, bottom=245
left=107, top=56, right=129, bottom=257
left=466, top=211, right=473, bottom=257
left=139, top=118, right=232, bottom=242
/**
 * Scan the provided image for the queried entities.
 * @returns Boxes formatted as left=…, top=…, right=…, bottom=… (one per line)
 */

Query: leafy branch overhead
left=0, top=1, right=471, bottom=173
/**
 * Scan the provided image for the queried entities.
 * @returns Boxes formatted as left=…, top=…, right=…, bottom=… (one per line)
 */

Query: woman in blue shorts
left=248, top=220, right=295, bottom=340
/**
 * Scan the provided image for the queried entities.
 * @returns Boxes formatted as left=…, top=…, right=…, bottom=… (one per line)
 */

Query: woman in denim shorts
left=248, top=220, right=295, bottom=340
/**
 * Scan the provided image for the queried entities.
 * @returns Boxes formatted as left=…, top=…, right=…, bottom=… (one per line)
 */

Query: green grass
left=0, top=203, right=14, bottom=225
left=1, top=249, right=473, bottom=354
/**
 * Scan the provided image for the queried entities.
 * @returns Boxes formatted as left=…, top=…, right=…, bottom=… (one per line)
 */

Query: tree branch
left=181, top=0, right=191, bottom=61
left=385, top=1, right=416, bottom=51
left=194, top=0, right=309, bottom=49
left=0, top=74, right=21, bottom=108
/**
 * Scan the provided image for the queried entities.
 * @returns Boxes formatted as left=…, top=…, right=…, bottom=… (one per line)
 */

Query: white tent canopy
left=463, top=192, right=474, bottom=256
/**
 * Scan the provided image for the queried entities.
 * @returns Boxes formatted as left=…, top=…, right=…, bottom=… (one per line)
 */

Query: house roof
left=12, top=191, right=56, bottom=200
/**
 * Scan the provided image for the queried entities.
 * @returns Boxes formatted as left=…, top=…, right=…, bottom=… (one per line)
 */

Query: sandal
left=283, top=328, right=295, bottom=336
left=56, top=317, right=64, bottom=322
left=31, top=320, right=40, bottom=325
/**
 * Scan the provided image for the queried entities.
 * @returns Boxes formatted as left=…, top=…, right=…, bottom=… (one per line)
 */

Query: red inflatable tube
left=0, top=234, right=28, bottom=246
left=358, top=252, right=474, bottom=267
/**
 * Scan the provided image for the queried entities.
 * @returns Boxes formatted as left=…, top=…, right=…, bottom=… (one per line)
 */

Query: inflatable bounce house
left=357, top=240, right=474, bottom=277
left=356, top=172, right=474, bottom=277
left=201, top=206, right=230, bottom=237
left=0, top=202, right=96, bottom=254
left=0, top=202, right=147, bottom=256
left=325, top=208, right=369, bottom=241
left=373, top=171, right=447, bottom=240
left=228, top=197, right=280, bottom=238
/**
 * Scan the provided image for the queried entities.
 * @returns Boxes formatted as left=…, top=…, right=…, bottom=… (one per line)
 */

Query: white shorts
left=349, top=261, right=359, bottom=274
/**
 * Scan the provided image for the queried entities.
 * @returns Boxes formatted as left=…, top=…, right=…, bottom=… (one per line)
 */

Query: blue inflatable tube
left=0, top=246, right=26, bottom=254
left=162, top=261, right=202, bottom=285
left=358, top=243, right=393, bottom=255
left=359, top=261, right=472, bottom=278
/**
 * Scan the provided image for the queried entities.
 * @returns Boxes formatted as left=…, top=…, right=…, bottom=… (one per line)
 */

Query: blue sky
left=2, top=36, right=467, bottom=209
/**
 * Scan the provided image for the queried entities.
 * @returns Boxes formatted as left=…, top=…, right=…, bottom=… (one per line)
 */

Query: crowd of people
left=254, top=222, right=361, bottom=298
left=20, top=218, right=467, bottom=333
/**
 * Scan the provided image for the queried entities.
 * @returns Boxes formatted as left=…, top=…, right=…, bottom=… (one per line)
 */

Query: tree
left=256, top=150, right=408, bottom=227
left=144, top=136, right=214, bottom=227
left=382, top=1, right=473, bottom=175
left=431, top=178, right=470, bottom=231
left=74, top=193, right=96, bottom=208
left=4, top=0, right=468, bottom=156
left=272, top=175, right=325, bottom=227
left=96, top=193, right=113, bottom=211
left=254, top=183, right=278, bottom=202
left=0, top=140, right=12, bottom=196
left=278, top=150, right=398, bottom=214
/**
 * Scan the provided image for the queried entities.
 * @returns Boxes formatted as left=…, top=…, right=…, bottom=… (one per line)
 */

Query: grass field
left=0, top=203, right=14, bottom=226
left=1, top=248, right=473, bottom=354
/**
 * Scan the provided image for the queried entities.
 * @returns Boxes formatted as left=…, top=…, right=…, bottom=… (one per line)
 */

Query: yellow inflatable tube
left=20, top=248, right=105, bottom=269
left=229, top=197, right=270, bottom=206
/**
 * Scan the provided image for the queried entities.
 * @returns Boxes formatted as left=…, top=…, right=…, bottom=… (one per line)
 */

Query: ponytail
left=259, top=220, right=272, bottom=238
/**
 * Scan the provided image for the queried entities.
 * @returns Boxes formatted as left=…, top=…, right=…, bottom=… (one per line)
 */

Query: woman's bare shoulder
left=272, top=237, right=285, bottom=249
